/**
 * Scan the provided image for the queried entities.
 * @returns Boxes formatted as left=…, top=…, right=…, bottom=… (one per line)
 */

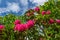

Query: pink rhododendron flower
left=14, top=20, right=35, bottom=32
left=42, top=11, right=46, bottom=15
left=26, top=13, right=31, bottom=16
left=34, top=7, right=40, bottom=12
left=49, top=18, right=54, bottom=24
left=14, top=20, right=21, bottom=25
left=14, top=24, right=25, bottom=32
left=24, top=24, right=29, bottom=30
left=46, top=10, right=51, bottom=15
left=14, top=24, right=19, bottom=31
left=56, top=19, right=60, bottom=24
left=0, top=25, right=5, bottom=30
left=27, top=20, right=34, bottom=28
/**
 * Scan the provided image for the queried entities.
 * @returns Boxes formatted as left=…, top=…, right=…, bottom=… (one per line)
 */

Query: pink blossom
left=24, top=24, right=29, bottom=30
left=42, top=11, right=46, bottom=16
left=34, top=7, right=40, bottom=12
left=14, top=24, right=25, bottom=32
left=26, top=13, right=31, bottom=16
left=46, top=10, right=51, bottom=15
left=14, top=20, right=35, bottom=32
left=0, top=25, right=5, bottom=30
left=49, top=18, right=54, bottom=24
left=14, top=20, right=21, bottom=25
left=27, top=20, right=34, bottom=28
left=56, top=19, right=60, bottom=24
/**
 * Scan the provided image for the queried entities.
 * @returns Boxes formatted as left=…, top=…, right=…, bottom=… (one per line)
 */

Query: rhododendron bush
left=0, top=0, right=60, bottom=40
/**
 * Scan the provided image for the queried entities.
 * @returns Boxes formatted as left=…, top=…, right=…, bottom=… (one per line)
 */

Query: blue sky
left=0, top=0, right=48, bottom=16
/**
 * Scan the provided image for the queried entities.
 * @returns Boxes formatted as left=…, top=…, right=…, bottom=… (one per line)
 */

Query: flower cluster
left=26, top=7, right=40, bottom=17
left=34, top=7, right=40, bottom=12
left=14, top=20, right=21, bottom=25
left=0, top=25, right=5, bottom=30
left=26, top=6, right=60, bottom=25
left=56, top=19, right=60, bottom=24
left=14, top=20, right=35, bottom=32
left=48, top=18, right=55, bottom=24
left=41, top=10, right=60, bottom=24
left=42, top=10, right=51, bottom=16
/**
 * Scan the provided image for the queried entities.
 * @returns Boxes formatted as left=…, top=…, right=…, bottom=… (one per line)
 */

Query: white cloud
left=0, top=2, right=20, bottom=14
left=19, top=0, right=28, bottom=15
left=0, top=0, right=48, bottom=15
left=7, top=2, right=20, bottom=13
left=30, top=0, right=48, bottom=5
left=0, top=8, right=10, bottom=13
left=20, top=0, right=28, bottom=6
